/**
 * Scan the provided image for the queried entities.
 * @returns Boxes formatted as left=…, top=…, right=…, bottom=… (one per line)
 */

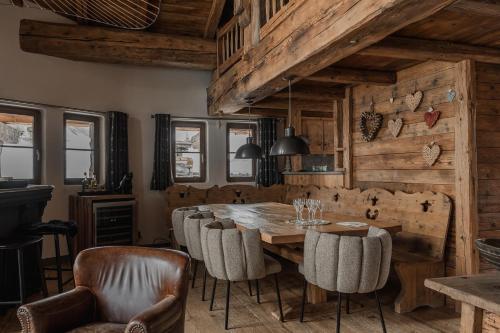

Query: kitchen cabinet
left=301, top=117, right=335, bottom=154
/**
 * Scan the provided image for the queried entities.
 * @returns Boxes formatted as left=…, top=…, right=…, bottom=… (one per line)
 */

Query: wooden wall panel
left=351, top=61, right=457, bottom=273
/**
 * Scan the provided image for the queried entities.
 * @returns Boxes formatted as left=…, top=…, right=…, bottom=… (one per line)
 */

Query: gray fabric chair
left=201, top=220, right=284, bottom=330
left=299, top=227, right=392, bottom=333
left=171, top=206, right=199, bottom=249
left=183, top=211, right=215, bottom=300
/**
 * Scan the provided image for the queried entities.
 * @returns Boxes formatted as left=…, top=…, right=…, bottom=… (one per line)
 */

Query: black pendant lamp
left=270, top=79, right=310, bottom=156
left=235, top=105, right=262, bottom=159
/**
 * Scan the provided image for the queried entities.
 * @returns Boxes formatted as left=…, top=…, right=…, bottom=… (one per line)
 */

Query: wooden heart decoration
left=360, top=110, right=383, bottom=142
left=405, top=91, right=423, bottom=112
left=422, top=142, right=441, bottom=166
left=424, top=107, right=441, bottom=129
left=388, top=118, right=403, bottom=138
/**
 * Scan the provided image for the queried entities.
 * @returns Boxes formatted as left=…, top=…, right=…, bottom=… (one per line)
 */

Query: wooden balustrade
left=259, top=0, right=296, bottom=38
left=216, top=16, right=244, bottom=75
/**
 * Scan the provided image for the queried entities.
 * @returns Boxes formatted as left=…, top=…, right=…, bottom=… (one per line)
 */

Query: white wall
left=0, top=7, right=249, bottom=255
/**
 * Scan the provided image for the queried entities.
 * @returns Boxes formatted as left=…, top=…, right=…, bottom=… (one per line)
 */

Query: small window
left=64, top=113, right=100, bottom=185
left=171, top=121, right=206, bottom=183
left=0, top=106, right=41, bottom=183
left=226, top=123, right=256, bottom=182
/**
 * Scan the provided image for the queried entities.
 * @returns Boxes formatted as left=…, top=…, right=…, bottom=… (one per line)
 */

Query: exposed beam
left=274, top=83, right=346, bottom=100
left=20, top=19, right=217, bottom=70
left=450, top=0, right=500, bottom=18
left=204, top=0, right=227, bottom=38
left=359, top=36, right=500, bottom=65
left=305, top=67, right=396, bottom=85
left=208, top=0, right=455, bottom=114
left=253, top=97, right=333, bottom=112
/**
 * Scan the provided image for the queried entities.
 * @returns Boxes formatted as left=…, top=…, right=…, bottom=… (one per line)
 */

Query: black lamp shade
left=235, top=137, right=262, bottom=159
left=270, top=127, right=310, bottom=156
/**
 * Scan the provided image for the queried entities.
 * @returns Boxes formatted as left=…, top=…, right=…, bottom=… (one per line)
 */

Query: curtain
left=150, top=114, right=173, bottom=191
left=106, top=111, right=129, bottom=191
left=257, top=118, right=282, bottom=187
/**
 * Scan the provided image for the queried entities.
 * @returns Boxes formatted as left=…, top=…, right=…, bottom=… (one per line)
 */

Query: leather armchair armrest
left=126, top=295, right=185, bottom=333
left=17, top=287, right=96, bottom=333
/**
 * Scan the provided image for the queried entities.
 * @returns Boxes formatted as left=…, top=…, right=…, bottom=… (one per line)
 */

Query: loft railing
left=216, top=15, right=244, bottom=76
left=259, top=0, right=295, bottom=37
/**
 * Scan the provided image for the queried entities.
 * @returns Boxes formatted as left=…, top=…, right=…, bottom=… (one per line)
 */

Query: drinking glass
left=297, top=198, right=305, bottom=222
left=293, top=199, right=301, bottom=221
left=311, top=200, right=319, bottom=221
left=306, top=199, right=313, bottom=221
left=319, top=201, right=326, bottom=221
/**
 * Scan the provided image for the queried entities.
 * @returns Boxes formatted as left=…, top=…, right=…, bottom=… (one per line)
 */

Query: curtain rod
left=0, top=97, right=107, bottom=115
left=150, top=115, right=272, bottom=121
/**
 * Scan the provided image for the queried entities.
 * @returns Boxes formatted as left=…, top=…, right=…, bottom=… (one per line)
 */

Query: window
left=64, top=113, right=100, bottom=184
left=171, top=121, right=206, bottom=183
left=0, top=106, right=41, bottom=183
left=226, top=123, right=256, bottom=182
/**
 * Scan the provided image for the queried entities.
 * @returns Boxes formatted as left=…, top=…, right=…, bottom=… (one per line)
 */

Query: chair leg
left=247, top=280, right=253, bottom=296
left=255, top=279, right=260, bottom=304
left=346, top=294, right=350, bottom=314
left=336, top=292, right=342, bottom=333
left=274, top=274, right=284, bottom=322
left=224, top=281, right=231, bottom=330
left=374, top=291, right=387, bottom=333
left=191, top=260, right=198, bottom=289
left=36, top=241, right=48, bottom=298
left=300, top=279, right=307, bottom=322
left=54, top=234, right=63, bottom=293
left=210, top=278, right=217, bottom=311
left=17, top=248, right=25, bottom=305
left=202, top=266, right=207, bottom=301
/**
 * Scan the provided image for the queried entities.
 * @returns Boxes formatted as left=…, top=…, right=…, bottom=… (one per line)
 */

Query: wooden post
left=460, top=303, right=483, bottom=333
left=455, top=60, right=480, bottom=277
left=333, top=100, right=344, bottom=171
left=342, top=87, right=353, bottom=189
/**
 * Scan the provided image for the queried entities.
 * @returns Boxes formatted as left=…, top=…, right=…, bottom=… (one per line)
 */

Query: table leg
left=307, top=283, right=327, bottom=304
left=460, top=303, right=483, bottom=333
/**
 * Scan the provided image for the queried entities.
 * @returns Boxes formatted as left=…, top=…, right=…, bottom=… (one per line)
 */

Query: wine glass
left=311, top=199, right=319, bottom=222
left=319, top=201, right=326, bottom=221
left=306, top=199, right=314, bottom=222
left=293, top=199, right=301, bottom=222
left=297, top=198, right=305, bottom=223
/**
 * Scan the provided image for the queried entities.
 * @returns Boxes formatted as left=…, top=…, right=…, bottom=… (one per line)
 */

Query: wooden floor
left=1, top=270, right=460, bottom=333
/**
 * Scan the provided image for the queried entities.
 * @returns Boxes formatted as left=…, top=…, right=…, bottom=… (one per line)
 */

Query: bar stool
left=0, top=236, right=47, bottom=306
left=28, top=220, right=78, bottom=294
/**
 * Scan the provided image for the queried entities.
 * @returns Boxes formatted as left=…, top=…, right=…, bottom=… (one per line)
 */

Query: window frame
left=63, top=113, right=101, bottom=185
left=226, top=122, right=257, bottom=183
left=171, top=121, right=207, bottom=183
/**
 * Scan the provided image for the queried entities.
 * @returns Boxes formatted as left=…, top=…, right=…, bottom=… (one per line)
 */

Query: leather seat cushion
left=67, top=322, right=126, bottom=333
left=264, top=254, right=282, bottom=275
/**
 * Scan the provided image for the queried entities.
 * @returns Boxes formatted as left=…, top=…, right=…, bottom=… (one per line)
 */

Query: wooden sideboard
left=69, top=194, right=137, bottom=253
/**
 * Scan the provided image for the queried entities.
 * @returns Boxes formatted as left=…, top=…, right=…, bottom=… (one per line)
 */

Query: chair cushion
left=67, top=322, right=126, bottom=333
left=264, top=254, right=282, bottom=275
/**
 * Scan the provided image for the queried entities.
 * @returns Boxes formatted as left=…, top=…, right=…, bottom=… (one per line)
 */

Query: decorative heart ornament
left=388, top=118, right=403, bottom=138
left=447, top=89, right=456, bottom=102
left=422, top=142, right=441, bottom=166
left=360, top=110, right=383, bottom=142
left=389, top=97, right=395, bottom=104
left=424, top=107, right=441, bottom=129
left=405, top=91, right=423, bottom=112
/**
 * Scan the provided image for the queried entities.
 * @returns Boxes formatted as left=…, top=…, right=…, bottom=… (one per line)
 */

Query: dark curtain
left=150, top=114, right=173, bottom=191
left=257, top=118, right=282, bottom=187
left=106, top=111, right=129, bottom=191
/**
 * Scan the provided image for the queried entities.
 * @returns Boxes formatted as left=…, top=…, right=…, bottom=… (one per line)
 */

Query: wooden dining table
left=199, top=202, right=402, bottom=304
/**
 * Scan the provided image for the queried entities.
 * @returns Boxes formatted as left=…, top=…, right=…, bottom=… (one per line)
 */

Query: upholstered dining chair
left=17, top=247, right=190, bottom=333
left=184, top=211, right=216, bottom=300
left=299, top=227, right=392, bottom=333
left=171, top=206, right=199, bottom=250
left=201, top=220, right=284, bottom=330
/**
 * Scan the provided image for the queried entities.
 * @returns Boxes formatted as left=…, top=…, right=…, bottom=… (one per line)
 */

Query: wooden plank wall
left=476, top=62, right=500, bottom=272
left=351, top=61, right=458, bottom=275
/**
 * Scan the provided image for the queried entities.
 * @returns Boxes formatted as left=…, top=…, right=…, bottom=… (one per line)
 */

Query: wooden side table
left=425, top=273, right=500, bottom=333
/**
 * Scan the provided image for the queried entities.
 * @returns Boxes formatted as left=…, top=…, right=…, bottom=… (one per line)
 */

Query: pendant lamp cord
left=288, top=79, right=292, bottom=127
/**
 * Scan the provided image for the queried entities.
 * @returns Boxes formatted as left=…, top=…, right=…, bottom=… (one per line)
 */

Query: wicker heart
left=422, top=143, right=441, bottom=166
left=388, top=118, right=403, bottom=138
left=405, top=91, right=423, bottom=112
left=424, top=109, right=441, bottom=129
left=360, top=111, right=383, bottom=142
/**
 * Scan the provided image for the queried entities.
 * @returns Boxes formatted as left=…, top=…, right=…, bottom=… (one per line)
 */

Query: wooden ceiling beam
left=449, top=0, right=500, bottom=18
left=204, top=0, right=227, bottom=38
left=274, top=83, right=346, bottom=100
left=305, top=67, right=396, bottom=85
left=359, top=36, right=500, bottom=65
left=20, top=19, right=217, bottom=70
left=253, top=97, right=333, bottom=112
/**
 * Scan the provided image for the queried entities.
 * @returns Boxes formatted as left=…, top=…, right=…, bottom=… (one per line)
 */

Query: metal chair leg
left=54, top=234, right=63, bottom=293
left=36, top=241, right=48, bottom=297
left=210, top=278, right=217, bottom=311
left=300, top=279, right=307, bottom=322
left=374, top=291, right=387, bottom=333
left=256, top=279, right=260, bottom=304
left=202, top=266, right=207, bottom=301
left=274, top=274, right=284, bottom=322
left=336, top=292, right=342, bottom=333
left=247, top=280, right=253, bottom=296
left=17, top=248, right=25, bottom=304
left=346, top=294, right=350, bottom=314
left=191, top=260, right=198, bottom=288
left=224, top=281, right=231, bottom=330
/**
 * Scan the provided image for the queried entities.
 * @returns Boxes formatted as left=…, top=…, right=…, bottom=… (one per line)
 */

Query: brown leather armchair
left=17, top=247, right=190, bottom=333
